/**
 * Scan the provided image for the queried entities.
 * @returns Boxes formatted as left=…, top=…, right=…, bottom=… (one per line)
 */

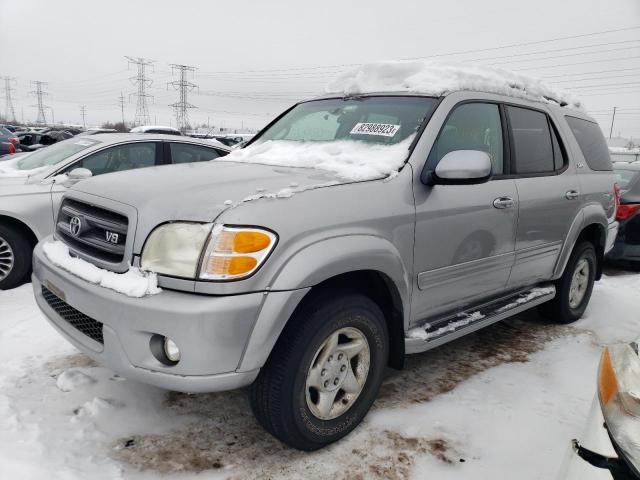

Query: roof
left=324, top=61, right=583, bottom=109
left=130, top=125, right=181, bottom=133
left=613, top=161, right=640, bottom=171
left=85, top=133, right=230, bottom=149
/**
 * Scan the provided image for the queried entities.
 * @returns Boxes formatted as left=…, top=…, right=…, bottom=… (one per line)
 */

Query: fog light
left=163, top=337, right=181, bottom=363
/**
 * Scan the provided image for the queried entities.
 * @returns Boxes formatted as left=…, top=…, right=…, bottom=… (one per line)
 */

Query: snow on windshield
left=326, top=61, right=583, bottom=109
left=0, top=155, right=49, bottom=178
left=221, top=134, right=415, bottom=181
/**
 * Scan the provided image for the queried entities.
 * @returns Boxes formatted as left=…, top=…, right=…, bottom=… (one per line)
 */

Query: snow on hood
left=326, top=61, right=583, bottom=109
left=220, top=134, right=415, bottom=181
left=0, top=155, right=48, bottom=178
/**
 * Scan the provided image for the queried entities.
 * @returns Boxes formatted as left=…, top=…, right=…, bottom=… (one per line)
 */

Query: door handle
left=565, top=190, right=580, bottom=200
left=493, top=196, right=515, bottom=209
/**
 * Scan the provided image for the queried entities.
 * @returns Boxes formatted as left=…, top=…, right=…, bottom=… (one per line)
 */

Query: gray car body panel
left=33, top=90, right=618, bottom=393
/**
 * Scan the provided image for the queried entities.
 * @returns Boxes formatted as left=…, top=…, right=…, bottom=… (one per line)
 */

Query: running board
left=405, top=285, right=556, bottom=354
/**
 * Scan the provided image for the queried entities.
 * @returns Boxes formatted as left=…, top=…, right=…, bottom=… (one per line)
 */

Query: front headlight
left=141, top=223, right=277, bottom=281
left=199, top=224, right=277, bottom=280
left=598, top=339, right=640, bottom=473
left=141, top=222, right=213, bottom=278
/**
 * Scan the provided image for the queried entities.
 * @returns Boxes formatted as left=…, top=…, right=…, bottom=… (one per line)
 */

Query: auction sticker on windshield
left=350, top=122, right=400, bottom=137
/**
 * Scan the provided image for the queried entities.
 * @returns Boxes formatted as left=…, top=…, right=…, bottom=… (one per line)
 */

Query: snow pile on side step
left=408, top=311, right=486, bottom=341
left=43, top=240, right=161, bottom=298
left=221, top=134, right=414, bottom=181
left=326, top=61, right=582, bottom=109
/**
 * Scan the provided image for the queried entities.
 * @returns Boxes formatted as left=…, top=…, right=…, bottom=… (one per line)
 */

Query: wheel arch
left=239, top=235, right=412, bottom=372
left=0, top=214, right=39, bottom=251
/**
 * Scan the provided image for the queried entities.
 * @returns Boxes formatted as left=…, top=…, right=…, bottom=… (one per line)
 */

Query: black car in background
left=607, top=162, right=640, bottom=267
left=17, top=130, right=74, bottom=152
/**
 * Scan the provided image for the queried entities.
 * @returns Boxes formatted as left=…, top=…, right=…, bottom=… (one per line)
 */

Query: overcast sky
left=0, top=0, right=639, bottom=137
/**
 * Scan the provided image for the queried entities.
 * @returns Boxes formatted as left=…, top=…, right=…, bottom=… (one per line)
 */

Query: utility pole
left=118, top=92, right=126, bottom=128
left=167, top=63, right=197, bottom=133
left=1, top=76, right=17, bottom=123
left=609, top=106, right=617, bottom=139
left=30, top=80, right=49, bottom=125
left=125, top=56, right=154, bottom=126
left=80, top=105, right=87, bottom=128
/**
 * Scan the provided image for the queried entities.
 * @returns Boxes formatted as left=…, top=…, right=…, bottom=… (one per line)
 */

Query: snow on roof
left=325, top=61, right=583, bottom=109
left=130, top=125, right=180, bottom=133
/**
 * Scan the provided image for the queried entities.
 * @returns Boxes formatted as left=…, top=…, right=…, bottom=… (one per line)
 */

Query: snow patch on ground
left=43, top=240, right=161, bottom=298
left=56, top=369, right=97, bottom=392
left=326, top=61, right=583, bottom=109
left=221, top=134, right=415, bottom=181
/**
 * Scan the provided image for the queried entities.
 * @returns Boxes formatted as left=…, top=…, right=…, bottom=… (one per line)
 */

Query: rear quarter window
left=565, top=116, right=612, bottom=171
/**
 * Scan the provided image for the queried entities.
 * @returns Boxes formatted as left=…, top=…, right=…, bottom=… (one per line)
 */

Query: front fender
left=237, top=235, right=412, bottom=372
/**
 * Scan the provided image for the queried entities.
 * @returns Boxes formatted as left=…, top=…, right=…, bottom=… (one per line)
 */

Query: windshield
left=16, top=138, right=99, bottom=171
left=257, top=96, right=438, bottom=145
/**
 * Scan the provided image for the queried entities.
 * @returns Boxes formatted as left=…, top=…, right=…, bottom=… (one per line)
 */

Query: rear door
left=505, top=105, right=580, bottom=287
left=167, top=142, right=228, bottom=164
left=411, top=101, right=518, bottom=322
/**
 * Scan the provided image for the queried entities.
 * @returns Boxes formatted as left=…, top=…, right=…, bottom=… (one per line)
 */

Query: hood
left=70, top=160, right=346, bottom=223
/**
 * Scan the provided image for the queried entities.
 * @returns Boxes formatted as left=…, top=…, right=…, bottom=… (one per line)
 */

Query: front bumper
left=32, top=240, right=290, bottom=393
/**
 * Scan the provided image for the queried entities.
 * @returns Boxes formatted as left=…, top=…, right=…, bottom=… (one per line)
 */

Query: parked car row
left=1, top=63, right=637, bottom=466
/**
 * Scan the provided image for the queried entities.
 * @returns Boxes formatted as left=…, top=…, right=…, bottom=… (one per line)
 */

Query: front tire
left=0, top=225, right=32, bottom=290
left=539, top=241, right=596, bottom=324
left=250, top=292, right=389, bottom=450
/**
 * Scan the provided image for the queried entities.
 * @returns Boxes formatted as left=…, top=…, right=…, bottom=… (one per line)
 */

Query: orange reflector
left=233, top=231, right=271, bottom=253
left=228, top=256, right=257, bottom=274
left=599, top=348, right=619, bottom=406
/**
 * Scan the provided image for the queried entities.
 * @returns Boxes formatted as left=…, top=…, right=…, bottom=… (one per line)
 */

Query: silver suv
left=33, top=88, right=618, bottom=450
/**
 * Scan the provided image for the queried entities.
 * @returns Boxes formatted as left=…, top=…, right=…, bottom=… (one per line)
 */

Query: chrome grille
left=56, top=198, right=128, bottom=263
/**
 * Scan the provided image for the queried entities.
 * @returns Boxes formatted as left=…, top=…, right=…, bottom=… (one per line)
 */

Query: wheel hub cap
left=0, top=236, right=14, bottom=282
left=569, top=258, right=589, bottom=309
left=305, top=326, right=370, bottom=420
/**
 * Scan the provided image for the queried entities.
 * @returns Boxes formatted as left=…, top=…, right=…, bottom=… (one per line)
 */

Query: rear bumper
left=606, top=220, right=640, bottom=262
left=605, top=221, right=619, bottom=255
left=32, top=239, right=304, bottom=393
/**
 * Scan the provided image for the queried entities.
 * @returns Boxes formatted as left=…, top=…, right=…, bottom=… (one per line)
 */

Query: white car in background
left=0, top=133, right=230, bottom=289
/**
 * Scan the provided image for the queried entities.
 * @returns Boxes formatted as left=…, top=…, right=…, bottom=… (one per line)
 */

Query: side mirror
left=431, top=150, right=492, bottom=184
left=63, top=167, right=92, bottom=187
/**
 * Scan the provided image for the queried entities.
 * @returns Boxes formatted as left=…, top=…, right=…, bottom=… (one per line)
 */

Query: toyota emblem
left=69, top=216, right=82, bottom=237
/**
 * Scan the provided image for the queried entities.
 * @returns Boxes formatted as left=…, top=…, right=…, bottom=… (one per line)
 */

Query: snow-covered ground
left=1, top=271, right=638, bottom=479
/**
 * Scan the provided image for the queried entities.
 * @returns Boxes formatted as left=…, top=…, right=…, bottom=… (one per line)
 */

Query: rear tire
left=0, top=225, right=32, bottom=290
left=539, top=241, right=596, bottom=324
left=249, top=291, right=388, bottom=451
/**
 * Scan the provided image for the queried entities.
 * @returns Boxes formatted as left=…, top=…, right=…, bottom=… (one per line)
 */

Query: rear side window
left=565, top=116, right=612, bottom=171
left=170, top=143, right=224, bottom=164
left=507, top=106, right=554, bottom=174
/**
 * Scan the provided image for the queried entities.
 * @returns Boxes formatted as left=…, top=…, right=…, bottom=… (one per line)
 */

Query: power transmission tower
left=167, top=64, right=197, bottom=133
left=80, top=105, right=87, bottom=128
left=118, top=92, right=126, bottom=128
left=126, top=56, right=154, bottom=126
left=30, top=80, right=49, bottom=124
left=1, top=76, right=17, bottom=123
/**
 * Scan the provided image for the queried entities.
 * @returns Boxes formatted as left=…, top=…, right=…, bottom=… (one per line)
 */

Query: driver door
left=411, top=102, right=518, bottom=322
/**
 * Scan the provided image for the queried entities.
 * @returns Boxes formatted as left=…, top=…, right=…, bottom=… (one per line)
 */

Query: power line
left=29, top=80, right=49, bottom=124
left=1, top=76, right=17, bottom=122
left=80, top=105, right=87, bottom=128
left=118, top=92, right=126, bottom=126
left=167, top=64, right=197, bottom=132
left=126, top=56, right=154, bottom=126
